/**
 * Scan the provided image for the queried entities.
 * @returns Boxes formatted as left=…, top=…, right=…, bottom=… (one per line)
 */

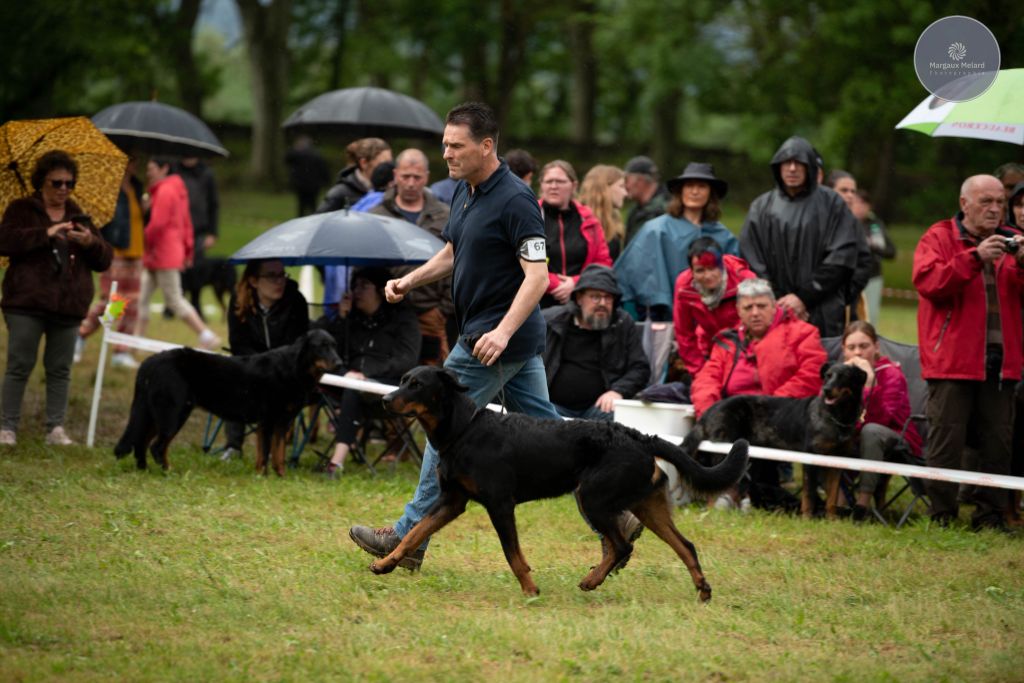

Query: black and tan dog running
left=114, top=329, right=340, bottom=476
left=370, top=365, right=749, bottom=601
left=680, top=362, right=867, bottom=518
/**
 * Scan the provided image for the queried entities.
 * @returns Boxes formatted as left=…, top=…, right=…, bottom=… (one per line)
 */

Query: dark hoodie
left=739, top=136, right=861, bottom=337
left=542, top=264, right=650, bottom=402
left=317, top=165, right=369, bottom=213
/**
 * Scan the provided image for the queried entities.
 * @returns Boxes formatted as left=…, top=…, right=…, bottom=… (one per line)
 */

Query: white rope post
left=86, top=281, right=117, bottom=448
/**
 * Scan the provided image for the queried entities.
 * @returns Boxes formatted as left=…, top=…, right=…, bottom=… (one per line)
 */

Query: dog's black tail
left=114, top=372, right=147, bottom=458
left=654, top=438, right=749, bottom=495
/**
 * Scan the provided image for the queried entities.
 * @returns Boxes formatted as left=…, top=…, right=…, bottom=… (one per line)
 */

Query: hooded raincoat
left=739, top=136, right=861, bottom=337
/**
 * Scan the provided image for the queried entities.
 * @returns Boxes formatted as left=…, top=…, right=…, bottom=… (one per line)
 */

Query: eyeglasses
left=48, top=179, right=76, bottom=189
left=541, top=178, right=572, bottom=186
left=258, top=272, right=288, bottom=282
left=584, top=292, right=614, bottom=303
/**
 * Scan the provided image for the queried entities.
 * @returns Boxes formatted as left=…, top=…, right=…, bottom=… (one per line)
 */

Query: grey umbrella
left=282, top=87, right=444, bottom=139
left=92, top=101, right=229, bottom=158
left=229, top=210, right=444, bottom=266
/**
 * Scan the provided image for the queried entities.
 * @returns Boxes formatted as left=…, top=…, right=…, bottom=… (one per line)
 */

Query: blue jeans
left=393, top=343, right=561, bottom=547
left=553, top=402, right=613, bottom=422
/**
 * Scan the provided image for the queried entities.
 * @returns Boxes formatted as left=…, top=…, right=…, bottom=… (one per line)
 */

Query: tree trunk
left=494, top=0, right=530, bottom=131
left=169, top=0, right=203, bottom=117
left=651, top=89, right=682, bottom=176
left=236, top=0, right=292, bottom=186
left=568, top=1, right=596, bottom=146
left=327, top=0, right=351, bottom=91
left=871, top=131, right=895, bottom=218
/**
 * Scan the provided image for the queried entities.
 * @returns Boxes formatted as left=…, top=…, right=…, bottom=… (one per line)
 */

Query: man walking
left=349, top=102, right=564, bottom=570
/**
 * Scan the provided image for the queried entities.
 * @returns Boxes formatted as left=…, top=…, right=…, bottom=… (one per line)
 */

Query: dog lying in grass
left=114, top=329, right=340, bottom=476
left=369, top=365, right=749, bottom=601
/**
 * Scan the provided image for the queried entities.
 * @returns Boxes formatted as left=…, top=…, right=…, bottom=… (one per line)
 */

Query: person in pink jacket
left=673, top=238, right=758, bottom=376
left=841, top=321, right=923, bottom=521
left=537, top=160, right=612, bottom=308
left=132, top=157, right=220, bottom=352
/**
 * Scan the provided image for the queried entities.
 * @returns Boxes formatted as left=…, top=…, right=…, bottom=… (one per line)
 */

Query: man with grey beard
left=542, top=264, right=650, bottom=420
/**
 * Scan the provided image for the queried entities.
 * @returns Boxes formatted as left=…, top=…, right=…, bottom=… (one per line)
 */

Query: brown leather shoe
left=349, top=525, right=424, bottom=571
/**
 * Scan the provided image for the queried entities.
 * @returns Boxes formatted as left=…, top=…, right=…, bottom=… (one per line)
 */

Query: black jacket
left=173, top=161, right=219, bottom=237
left=315, top=302, right=421, bottom=380
left=739, top=136, right=860, bottom=337
left=625, top=184, right=670, bottom=245
left=542, top=267, right=649, bottom=399
left=317, top=165, right=368, bottom=212
left=228, top=279, right=310, bottom=356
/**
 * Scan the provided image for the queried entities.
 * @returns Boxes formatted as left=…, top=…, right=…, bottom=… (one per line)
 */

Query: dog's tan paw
left=370, top=559, right=395, bottom=575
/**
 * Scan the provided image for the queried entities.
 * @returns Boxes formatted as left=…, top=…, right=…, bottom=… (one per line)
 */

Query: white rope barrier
left=86, top=323, right=1024, bottom=493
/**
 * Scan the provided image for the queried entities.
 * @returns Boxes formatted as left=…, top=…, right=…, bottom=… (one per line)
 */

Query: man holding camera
left=913, top=174, right=1024, bottom=532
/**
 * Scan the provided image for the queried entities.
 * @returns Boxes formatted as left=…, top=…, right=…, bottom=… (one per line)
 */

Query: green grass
left=6, top=188, right=1014, bottom=681
left=1, top=437, right=1022, bottom=681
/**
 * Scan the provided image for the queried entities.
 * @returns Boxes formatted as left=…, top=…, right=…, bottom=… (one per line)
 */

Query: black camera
left=1004, top=237, right=1020, bottom=253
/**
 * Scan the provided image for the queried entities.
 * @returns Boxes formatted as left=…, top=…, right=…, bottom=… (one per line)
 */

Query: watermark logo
left=914, top=16, right=1000, bottom=102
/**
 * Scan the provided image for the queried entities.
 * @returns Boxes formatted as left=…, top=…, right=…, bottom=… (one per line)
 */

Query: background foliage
left=1, top=1, right=1023, bottom=216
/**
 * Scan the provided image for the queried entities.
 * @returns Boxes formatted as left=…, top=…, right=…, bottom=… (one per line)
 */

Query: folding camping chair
left=821, top=335, right=931, bottom=527
left=304, top=386, right=423, bottom=475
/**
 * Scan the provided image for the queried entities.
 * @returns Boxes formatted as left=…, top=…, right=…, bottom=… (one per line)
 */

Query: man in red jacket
left=691, top=278, right=826, bottom=508
left=913, top=174, right=1024, bottom=531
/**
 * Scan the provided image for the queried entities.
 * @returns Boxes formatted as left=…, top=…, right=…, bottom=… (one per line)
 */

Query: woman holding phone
left=0, top=150, right=113, bottom=446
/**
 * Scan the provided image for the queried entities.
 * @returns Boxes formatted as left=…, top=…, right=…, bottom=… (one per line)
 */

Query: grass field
left=2, top=190, right=1021, bottom=681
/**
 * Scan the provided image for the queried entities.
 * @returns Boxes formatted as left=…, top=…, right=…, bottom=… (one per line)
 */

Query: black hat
left=369, top=161, right=395, bottom=191
left=666, top=162, right=728, bottom=199
left=624, top=155, right=659, bottom=178
left=572, top=264, right=621, bottom=297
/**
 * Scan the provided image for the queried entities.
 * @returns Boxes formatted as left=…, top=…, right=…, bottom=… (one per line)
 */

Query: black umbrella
left=282, top=87, right=444, bottom=139
left=92, top=101, right=229, bottom=158
left=228, top=210, right=444, bottom=266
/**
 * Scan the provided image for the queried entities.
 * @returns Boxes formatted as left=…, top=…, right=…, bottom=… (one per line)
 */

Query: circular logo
left=914, top=16, right=1000, bottom=102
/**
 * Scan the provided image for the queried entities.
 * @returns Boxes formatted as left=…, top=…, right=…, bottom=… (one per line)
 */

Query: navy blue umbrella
left=229, top=210, right=444, bottom=266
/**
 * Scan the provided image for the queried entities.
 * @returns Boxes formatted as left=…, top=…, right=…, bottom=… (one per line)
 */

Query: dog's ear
left=439, top=368, right=469, bottom=393
left=820, top=361, right=834, bottom=380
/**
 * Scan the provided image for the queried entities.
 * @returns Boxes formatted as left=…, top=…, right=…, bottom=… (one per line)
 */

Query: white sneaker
left=73, top=336, right=86, bottom=363
left=111, top=352, right=140, bottom=369
left=0, top=430, right=15, bottom=446
left=45, top=426, right=74, bottom=446
left=219, top=447, right=240, bottom=462
left=740, top=497, right=753, bottom=513
left=198, top=330, right=222, bottom=351
left=713, top=494, right=737, bottom=510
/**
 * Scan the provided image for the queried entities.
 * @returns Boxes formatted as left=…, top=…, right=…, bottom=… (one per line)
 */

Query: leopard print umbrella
left=0, top=116, right=128, bottom=228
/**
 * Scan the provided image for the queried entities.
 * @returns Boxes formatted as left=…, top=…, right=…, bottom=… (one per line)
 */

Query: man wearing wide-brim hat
left=615, top=161, right=739, bottom=321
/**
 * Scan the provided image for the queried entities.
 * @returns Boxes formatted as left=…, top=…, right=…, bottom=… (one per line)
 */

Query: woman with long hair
left=318, top=137, right=393, bottom=212
left=579, top=165, right=628, bottom=260
left=841, top=320, right=922, bottom=521
left=222, top=259, right=309, bottom=459
left=537, top=160, right=612, bottom=308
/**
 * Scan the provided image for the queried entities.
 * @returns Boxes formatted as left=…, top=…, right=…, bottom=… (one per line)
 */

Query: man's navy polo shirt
left=442, top=161, right=547, bottom=362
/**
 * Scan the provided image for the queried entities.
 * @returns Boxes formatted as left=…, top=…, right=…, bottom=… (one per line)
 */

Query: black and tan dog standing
left=114, top=329, right=340, bottom=476
left=367, top=365, right=749, bottom=601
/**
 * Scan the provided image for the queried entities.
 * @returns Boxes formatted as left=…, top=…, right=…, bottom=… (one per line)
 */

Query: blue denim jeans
left=552, top=402, right=614, bottom=422
left=393, top=343, right=561, bottom=547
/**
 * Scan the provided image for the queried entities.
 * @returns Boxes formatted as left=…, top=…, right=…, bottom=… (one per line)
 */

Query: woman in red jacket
left=673, top=238, right=758, bottom=376
left=132, top=157, right=220, bottom=351
left=537, top=160, right=612, bottom=308
left=841, top=321, right=923, bottom=520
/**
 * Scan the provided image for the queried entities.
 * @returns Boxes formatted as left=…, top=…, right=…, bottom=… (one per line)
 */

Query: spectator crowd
left=2, top=110, right=1022, bottom=534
